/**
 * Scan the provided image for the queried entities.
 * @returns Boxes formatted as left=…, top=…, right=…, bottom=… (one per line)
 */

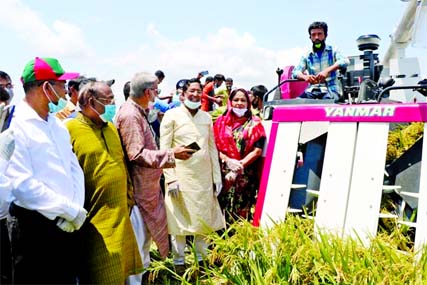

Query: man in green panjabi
left=65, top=81, right=142, bottom=284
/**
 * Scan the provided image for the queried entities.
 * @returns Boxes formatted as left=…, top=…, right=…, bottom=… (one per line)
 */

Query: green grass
left=146, top=216, right=427, bottom=284
left=386, top=122, right=424, bottom=163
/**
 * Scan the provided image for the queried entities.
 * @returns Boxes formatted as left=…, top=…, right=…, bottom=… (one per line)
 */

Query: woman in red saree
left=213, top=88, right=266, bottom=223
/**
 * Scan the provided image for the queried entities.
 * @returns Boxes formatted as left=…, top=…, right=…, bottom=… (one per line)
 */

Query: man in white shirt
left=6, top=57, right=86, bottom=284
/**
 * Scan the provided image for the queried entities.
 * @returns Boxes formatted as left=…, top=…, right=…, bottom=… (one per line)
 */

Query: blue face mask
left=100, top=104, right=116, bottom=122
left=48, top=98, right=68, bottom=113
left=44, top=83, right=68, bottom=113
left=172, top=93, right=181, bottom=107
left=94, top=99, right=116, bottom=123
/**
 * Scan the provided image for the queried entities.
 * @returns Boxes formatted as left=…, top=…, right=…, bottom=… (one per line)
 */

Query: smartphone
left=200, top=70, right=209, bottom=76
left=186, top=142, right=201, bottom=152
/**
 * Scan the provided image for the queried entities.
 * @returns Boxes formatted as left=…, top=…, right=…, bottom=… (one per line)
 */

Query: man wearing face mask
left=171, top=79, right=187, bottom=107
left=160, top=78, right=225, bottom=269
left=0, top=71, right=16, bottom=132
left=115, top=72, right=192, bottom=284
left=5, top=57, right=86, bottom=284
left=65, top=81, right=143, bottom=284
left=56, top=76, right=115, bottom=121
left=292, top=21, right=349, bottom=100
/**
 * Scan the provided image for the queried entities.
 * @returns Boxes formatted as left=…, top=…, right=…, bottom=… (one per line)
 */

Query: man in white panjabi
left=160, top=78, right=225, bottom=267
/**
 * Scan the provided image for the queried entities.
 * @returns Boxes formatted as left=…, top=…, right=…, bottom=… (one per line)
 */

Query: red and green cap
left=21, top=57, right=79, bottom=84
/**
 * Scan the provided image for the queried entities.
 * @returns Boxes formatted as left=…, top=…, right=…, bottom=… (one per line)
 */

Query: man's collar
left=75, top=111, right=109, bottom=129
left=76, top=112, right=95, bottom=127
left=16, top=100, right=53, bottom=123
left=128, top=98, right=147, bottom=114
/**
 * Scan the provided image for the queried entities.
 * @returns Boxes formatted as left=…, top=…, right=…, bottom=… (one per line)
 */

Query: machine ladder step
left=378, top=213, right=398, bottom=219
left=306, top=189, right=320, bottom=196
left=382, top=185, right=401, bottom=193
left=291, top=184, right=307, bottom=189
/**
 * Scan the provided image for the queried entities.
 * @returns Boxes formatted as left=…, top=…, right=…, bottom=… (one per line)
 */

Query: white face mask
left=184, top=99, right=201, bottom=110
left=232, top=107, right=247, bottom=117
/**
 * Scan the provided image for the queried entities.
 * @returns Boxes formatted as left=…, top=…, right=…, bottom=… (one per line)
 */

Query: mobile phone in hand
left=200, top=70, right=209, bottom=76
left=186, top=142, right=201, bottom=152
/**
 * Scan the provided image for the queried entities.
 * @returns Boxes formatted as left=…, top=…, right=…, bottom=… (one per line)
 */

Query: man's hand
left=315, top=70, right=329, bottom=83
left=56, top=218, right=75, bottom=233
left=214, top=97, right=223, bottom=106
left=216, top=93, right=225, bottom=100
left=173, top=146, right=195, bottom=160
left=168, top=181, right=180, bottom=198
left=207, top=95, right=222, bottom=105
left=303, top=74, right=319, bottom=84
left=71, top=207, right=87, bottom=230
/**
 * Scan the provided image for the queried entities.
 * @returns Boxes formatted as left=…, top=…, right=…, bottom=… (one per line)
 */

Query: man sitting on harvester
left=292, top=21, right=349, bottom=100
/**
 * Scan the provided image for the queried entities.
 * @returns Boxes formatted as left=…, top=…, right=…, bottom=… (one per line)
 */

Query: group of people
left=0, top=20, right=348, bottom=284
left=0, top=61, right=268, bottom=284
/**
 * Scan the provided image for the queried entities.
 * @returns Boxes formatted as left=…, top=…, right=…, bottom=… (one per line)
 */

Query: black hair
left=68, top=76, right=96, bottom=92
left=205, top=76, right=214, bottom=84
left=23, top=80, right=43, bottom=93
left=67, top=80, right=80, bottom=91
left=123, top=81, right=131, bottom=100
left=225, top=77, right=233, bottom=82
left=0, top=87, right=10, bottom=102
left=308, top=21, right=328, bottom=36
left=214, top=74, right=225, bottom=81
left=0, top=71, right=11, bottom=82
left=182, top=78, right=202, bottom=92
left=78, top=81, right=104, bottom=107
left=250, top=85, right=268, bottom=99
left=23, top=80, right=60, bottom=93
left=155, top=70, right=165, bottom=80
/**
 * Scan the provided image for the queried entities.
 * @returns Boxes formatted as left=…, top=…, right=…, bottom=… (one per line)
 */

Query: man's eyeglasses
left=95, top=97, right=115, bottom=105
left=0, top=83, right=13, bottom=89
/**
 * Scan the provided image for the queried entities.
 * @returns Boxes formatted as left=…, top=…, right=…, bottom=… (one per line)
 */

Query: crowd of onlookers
left=0, top=21, right=350, bottom=284
left=0, top=59, right=269, bottom=284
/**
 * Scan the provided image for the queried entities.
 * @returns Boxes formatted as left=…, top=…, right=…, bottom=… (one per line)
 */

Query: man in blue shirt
left=292, top=21, right=349, bottom=100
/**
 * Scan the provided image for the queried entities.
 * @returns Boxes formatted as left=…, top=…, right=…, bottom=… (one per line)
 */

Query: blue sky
left=1, top=0, right=426, bottom=104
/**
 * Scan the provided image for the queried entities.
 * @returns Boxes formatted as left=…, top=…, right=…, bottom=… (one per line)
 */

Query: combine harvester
left=253, top=0, right=427, bottom=252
